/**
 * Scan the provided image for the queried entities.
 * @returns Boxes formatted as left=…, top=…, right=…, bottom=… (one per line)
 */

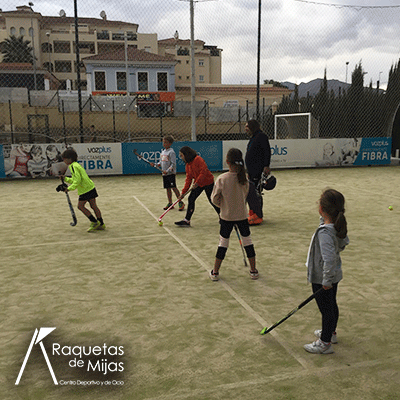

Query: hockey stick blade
left=157, top=187, right=193, bottom=223
left=260, top=287, right=324, bottom=335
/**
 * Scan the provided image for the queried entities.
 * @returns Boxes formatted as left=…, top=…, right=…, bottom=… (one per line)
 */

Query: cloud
left=3, top=0, right=400, bottom=88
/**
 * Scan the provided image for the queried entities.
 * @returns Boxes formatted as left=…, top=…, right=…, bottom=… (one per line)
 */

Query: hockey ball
left=158, top=220, right=163, bottom=226
left=388, top=206, right=393, bottom=211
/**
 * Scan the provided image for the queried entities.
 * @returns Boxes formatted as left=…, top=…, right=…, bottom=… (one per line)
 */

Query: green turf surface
left=1, top=166, right=399, bottom=399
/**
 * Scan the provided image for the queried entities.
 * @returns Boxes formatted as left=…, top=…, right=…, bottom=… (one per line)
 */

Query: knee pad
left=218, top=236, right=229, bottom=248
left=242, top=235, right=253, bottom=247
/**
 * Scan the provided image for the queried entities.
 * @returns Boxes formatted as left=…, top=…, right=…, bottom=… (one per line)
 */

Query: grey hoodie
left=306, top=217, right=350, bottom=287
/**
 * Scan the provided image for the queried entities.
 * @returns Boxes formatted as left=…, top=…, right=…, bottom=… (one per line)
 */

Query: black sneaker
left=175, top=220, right=190, bottom=227
left=164, top=203, right=173, bottom=210
left=249, top=269, right=259, bottom=280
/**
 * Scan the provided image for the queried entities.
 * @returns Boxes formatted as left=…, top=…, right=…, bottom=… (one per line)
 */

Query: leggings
left=185, top=183, right=220, bottom=221
left=312, top=282, right=339, bottom=343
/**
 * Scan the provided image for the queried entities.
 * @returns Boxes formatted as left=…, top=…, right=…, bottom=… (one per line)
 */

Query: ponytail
left=320, top=189, right=348, bottom=239
left=226, top=148, right=247, bottom=185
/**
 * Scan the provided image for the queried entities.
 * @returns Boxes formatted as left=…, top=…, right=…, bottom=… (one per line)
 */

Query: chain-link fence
left=1, top=2, right=400, bottom=149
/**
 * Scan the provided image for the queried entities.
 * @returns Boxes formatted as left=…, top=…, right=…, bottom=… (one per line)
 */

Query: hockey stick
left=157, top=187, right=193, bottom=225
left=260, top=287, right=324, bottom=335
left=61, top=178, right=77, bottom=227
left=234, top=224, right=248, bottom=267
left=133, top=149, right=162, bottom=171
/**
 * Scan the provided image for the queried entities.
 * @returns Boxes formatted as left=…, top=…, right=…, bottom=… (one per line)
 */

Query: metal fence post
left=8, top=100, right=14, bottom=144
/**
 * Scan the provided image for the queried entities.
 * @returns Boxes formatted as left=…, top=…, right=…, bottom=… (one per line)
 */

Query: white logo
left=15, top=327, right=58, bottom=385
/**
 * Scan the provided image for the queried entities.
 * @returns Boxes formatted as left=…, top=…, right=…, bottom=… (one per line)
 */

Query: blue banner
left=121, top=141, right=223, bottom=175
left=353, top=137, right=391, bottom=166
left=0, top=145, right=5, bottom=178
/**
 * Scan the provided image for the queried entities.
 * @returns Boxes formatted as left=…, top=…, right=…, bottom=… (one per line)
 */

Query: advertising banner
left=121, top=141, right=222, bottom=175
left=0, top=145, right=5, bottom=178
left=72, top=143, right=123, bottom=175
left=222, top=137, right=391, bottom=169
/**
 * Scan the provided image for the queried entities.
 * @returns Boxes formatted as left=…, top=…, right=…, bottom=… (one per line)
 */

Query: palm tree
left=1, top=35, right=35, bottom=63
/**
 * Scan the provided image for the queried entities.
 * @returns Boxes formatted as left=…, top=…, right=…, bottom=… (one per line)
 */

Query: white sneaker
left=304, top=339, right=334, bottom=354
left=314, top=329, right=338, bottom=344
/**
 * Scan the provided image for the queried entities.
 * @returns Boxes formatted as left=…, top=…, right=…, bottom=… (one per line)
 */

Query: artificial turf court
left=1, top=165, right=399, bottom=400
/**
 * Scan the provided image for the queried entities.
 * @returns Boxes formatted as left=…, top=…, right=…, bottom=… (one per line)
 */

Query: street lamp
left=345, top=61, right=349, bottom=84
left=46, top=31, right=51, bottom=72
left=29, top=2, right=37, bottom=90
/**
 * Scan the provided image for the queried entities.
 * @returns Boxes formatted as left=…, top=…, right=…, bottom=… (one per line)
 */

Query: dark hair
left=246, top=119, right=260, bottom=134
left=163, top=135, right=174, bottom=144
left=61, top=148, right=78, bottom=162
left=179, top=146, right=197, bottom=164
left=30, top=145, right=43, bottom=156
left=227, top=148, right=246, bottom=185
left=320, top=188, right=347, bottom=239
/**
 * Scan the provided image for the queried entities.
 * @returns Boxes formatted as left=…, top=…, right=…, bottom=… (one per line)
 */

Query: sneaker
left=304, top=339, right=334, bottom=354
left=87, top=221, right=100, bottom=232
left=249, top=269, right=259, bottom=280
left=314, top=329, right=338, bottom=344
left=209, top=270, right=219, bottom=281
left=248, top=214, right=263, bottom=225
left=178, top=201, right=185, bottom=211
left=175, top=219, right=190, bottom=227
left=164, top=203, right=173, bottom=210
left=96, top=223, right=106, bottom=231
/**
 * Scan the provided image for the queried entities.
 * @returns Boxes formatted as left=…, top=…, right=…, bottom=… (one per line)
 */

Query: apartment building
left=158, top=33, right=222, bottom=85
left=0, top=5, right=158, bottom=90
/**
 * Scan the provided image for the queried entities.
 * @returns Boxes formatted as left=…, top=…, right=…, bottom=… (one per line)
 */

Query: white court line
left=1, top=234, right=169, bottom=250
left=133, top=195, right=310, bottom=370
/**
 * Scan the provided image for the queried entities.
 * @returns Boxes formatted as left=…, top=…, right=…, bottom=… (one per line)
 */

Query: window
left=157, top=72, right=168, bottom=91
left=10, top=27, right=16, bottom=36
left=19, top=27, right=26, bottom=36
left=199, top=59, right=204, bottom=67
left=116, top=71, right=127, bottom=91
left=186, top=60, right=189, bottom=64
left=177, top=47, right=189, bottom=56
left=126, top=31, right=137, bottom=41
left=54, top=41, right=71, bottom=53
left=28, top=27, right=33, bottom=37
left=41, top=43, right=52, bottom=53
left=138, top=72, right=148, bottom=91
left=178, top=76, right=182, bottom=80
left=55, top=60, right=72, bottom=73
left=112, top=32, right=125, bottom=41
left=97, top=30, right=109, bottom=40
left=94, top=71, right=106, bottom=91
left=199, top=75, right=204, bottom=82
left=144, top=46, right=151, bottom=53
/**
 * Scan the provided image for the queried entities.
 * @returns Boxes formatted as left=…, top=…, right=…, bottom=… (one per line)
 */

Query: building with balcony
left=158, top=33, right=222, bottom=86
left=0, top=5, right=158, bottom=90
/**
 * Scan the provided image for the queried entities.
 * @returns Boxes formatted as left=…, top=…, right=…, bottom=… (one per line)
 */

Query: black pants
left=185, top=183, right=220, bottom=221
left=312, top=282, right=339, bottom=343
left=247, top=177, right=263, bottom=218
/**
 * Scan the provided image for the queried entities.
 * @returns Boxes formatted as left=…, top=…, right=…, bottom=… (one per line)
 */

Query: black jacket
left=245, top=129, right=271, bottom=179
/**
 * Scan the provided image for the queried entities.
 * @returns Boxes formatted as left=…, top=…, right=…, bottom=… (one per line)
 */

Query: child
left=175, top=146, right=220, bottom=226
left=60, top=148, right=105, bottom=232
left=209, top=148, right=258, bottom=281
left=150, top=136, right=184, bottom=211
left=304, top=188, right=349, bottom=354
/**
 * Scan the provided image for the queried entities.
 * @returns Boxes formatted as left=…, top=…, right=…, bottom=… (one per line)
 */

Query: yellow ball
left=158, top=220, right=163, bottom=226
left=388, top=206, right=393, bottom=211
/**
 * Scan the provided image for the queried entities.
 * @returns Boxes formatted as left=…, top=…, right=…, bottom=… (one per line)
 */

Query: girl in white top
left=210, top=148, right=258, bottom=281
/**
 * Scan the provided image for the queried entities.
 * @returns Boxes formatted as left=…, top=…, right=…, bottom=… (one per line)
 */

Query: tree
left=1, top=35, right=35, bottom=64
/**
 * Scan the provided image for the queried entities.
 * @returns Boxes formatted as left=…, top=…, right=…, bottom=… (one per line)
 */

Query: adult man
left=245, top=119, right=271, bottom=225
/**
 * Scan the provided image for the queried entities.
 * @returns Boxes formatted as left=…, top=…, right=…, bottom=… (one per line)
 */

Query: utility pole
left=256, top=0, right=262, bottom=121
left=190, top=0, right=196, bottom=141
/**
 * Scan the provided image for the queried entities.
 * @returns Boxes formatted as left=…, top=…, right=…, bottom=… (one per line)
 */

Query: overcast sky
left=4, top=0, right=400, bottom=89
